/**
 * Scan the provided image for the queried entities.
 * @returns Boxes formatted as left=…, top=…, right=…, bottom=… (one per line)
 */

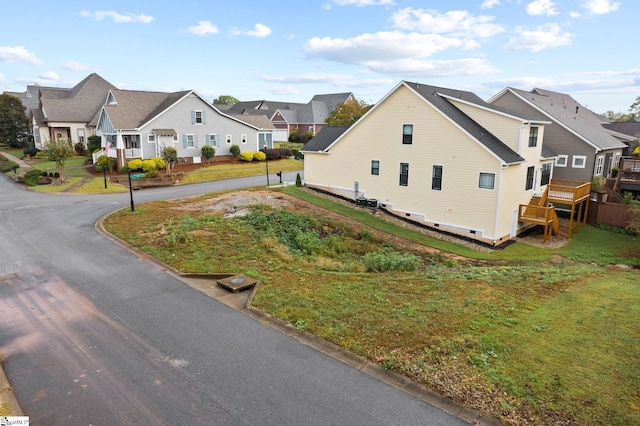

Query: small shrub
left=623, top=191, right=639, bottom=205
left=95, top=155, right=117, bottom=172
left=34, top=151, right=47, bottom=159
left=230, top=144, right=241, bottom=158
left=201, top=145, right=215, bottom=162
left=239, top=151, right=254, bottom=162
left=145, top=169, right=159, bottom=178
left=119, top=164, right=129, bottom=173
left=292, top=149, right=304, bottom=160
left=253, top=151, right=266, bottom=161
left=54, top=172, right=59, bottom=178
left=153, top=157, right=166, bottom=170
left=295, top=173, right=302, bottom=187
left=289, top=128, right=300, bottom=142
left=127, top=159, right=143, bottom=171
left=265, top=148, right=281, bottom=161
left=141, top=159, right=157, bottom=173
left=87, top=135, right=102, bottom=153
left=626, top=204, right=640, bottom=236
left=23, top=146, right=39, bottom=157
left=74, top=142, right=85, bottom=155
left=23, top=169, right=44, bottom=186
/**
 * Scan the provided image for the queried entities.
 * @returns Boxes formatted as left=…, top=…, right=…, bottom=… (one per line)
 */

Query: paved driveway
left=0, top=174, right=476, bottom=425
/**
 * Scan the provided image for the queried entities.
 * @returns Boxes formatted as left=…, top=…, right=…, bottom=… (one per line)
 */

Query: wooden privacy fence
left=588, top=198, right=638, bottom=228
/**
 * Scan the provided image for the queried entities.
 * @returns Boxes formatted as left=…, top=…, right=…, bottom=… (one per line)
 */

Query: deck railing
left=125, top=148, right=142, bottom=158
left=548, top=179, right=591, bottom=203
left=621, top=158, right=640, bottom=173
left=518, top=204, right=555, bottom=224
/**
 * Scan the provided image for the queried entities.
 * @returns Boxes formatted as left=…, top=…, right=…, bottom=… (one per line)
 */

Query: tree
left=160, top=146, right=178, bottom=175
left=630, top=96, right=640, bottom=118
left=87, top=135, right=102, bottom=153
left=213, top=95, right=239, bottom=105
left=325, top=99, right=372, bottom=126
left=43, top=137, right=74, bottom=182
left=0, top=93, right=29, bottom=148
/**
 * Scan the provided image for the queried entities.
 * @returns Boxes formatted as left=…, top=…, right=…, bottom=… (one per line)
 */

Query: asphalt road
left=0, top=172, right=470, bottom=425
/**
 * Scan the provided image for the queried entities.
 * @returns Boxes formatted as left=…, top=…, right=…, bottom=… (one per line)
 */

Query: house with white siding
left=302, top=81, right=558, bottom=246
left=96, top=89, right=274, bottom=168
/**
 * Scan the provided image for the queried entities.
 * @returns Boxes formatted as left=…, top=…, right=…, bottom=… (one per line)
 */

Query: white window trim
left=555, top=155, right=568, bottom=167
left=614, top=152, right=621, bottom=168
left=241, top=134, right=247, bottom=144
left=147, top=134, right=155, bottom=143
left=226, top=134, right=232, bottom=144
left=594, top=155, right=604, bottom=176
left=186, top=134, right=195, bottom=148
left=479, top=172, right=495, bottom=190
left=194, top=110, right=204, bottom=124
left=572, top=155, right=587, bottom=169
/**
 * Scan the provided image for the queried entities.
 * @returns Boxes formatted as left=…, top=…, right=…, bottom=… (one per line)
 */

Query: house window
left=399, top=163, right=409, bottom=186
left=614, top=152, right=621, bottom=168
left=148, top=134, right=155, bottom=143
left=555, top=155, right=568, bottom=167
left=432, top=165, right=443, bottom=190
left=241, top=134, right=247, bottom=144
left=402, top=124, right=413, bottom=144
left=479, top=172, right=495, bottom=189
left=124, top=135, right=140, bottom=149
left=258, top=132, right=273, bottom=149
left=183, top=134, right=198, bottom=148
left=595, top=155, right=604, bottom=176
left=526, top=166, right=535, bottom=190
left=572, top=155, right=586, bottom=168
left=192, top=110, right=205, bottom=124
left=541, top=163, right=552, bottom=186
left=207, top=134, right=219, bottom=147
left=371, top=160, right=380, bottom=176
left=226, top=134, right=232, bottom=144
left=77, top=129, right=85, bottom=144
left=528, top=126, right=538, bottom=147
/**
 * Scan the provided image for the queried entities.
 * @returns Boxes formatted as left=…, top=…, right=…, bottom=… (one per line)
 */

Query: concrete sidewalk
left=0, top=150, right=33, bottom=172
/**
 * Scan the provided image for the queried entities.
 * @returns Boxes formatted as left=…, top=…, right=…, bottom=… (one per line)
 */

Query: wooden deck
left=519, top=179, right=591, bottom=241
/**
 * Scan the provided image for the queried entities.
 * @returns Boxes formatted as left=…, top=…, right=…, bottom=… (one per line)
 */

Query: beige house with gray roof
left=96, top=89, right=274, bottom=168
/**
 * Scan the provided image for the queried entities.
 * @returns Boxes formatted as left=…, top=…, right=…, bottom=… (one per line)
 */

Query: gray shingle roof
left=408, top=82, right=525, bottom=164
left=507, top=87, right=627, bottom=151
left=39, top=73, right=116, bottom=124
left=103, top=89, right=189, bottom=129
left=301, top=126, right=350, bottom=151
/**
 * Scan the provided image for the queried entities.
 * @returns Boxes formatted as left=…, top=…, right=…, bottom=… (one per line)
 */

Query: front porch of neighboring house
left=92, top=134, right=141, bottom=168
left=518, top=179, right=592, bottom=242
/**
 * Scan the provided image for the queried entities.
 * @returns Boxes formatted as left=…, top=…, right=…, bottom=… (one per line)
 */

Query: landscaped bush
left=239, top=151, right=254, bottom=162
left=127, top=159, right=143, bottom=171
left=253, top=151, right=266, bottom=161
left=141, top=159, right=157, bottom=173
left=230, top=144, right=241, bottom=158
left=23, top=146, right=39, bottom=158
left=74, top=142, right=85, bottom=155
left=94, top=155, right=117, bottom=172
left=201, top=145, right=215, bottom=162
left=292, top=149, right=304, bottom=161
left=264, top=148, right=281, bottom=161
left=153, top=157, right=165, bottom=170
left=87, top=135, right=102, bottom=153
left=289, top=128, right=300, bottom=142
left=23, top=169, right=45, bottom=186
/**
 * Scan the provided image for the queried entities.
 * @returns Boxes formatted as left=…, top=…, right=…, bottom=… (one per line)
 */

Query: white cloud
left=305, top=31, right=478, bottom=65
left=581, top=0, right=621, bottom=15
left=230, top=23, right=272, bottom=38
left=0, top=46, right=43, bottom=65
left=526, top=0, right=559, bottom=16
left=260, top=72, right=393, bottom=88
left=0, top=73, right=7, bottom=85
left=188, top=21, right=220, bottom=36
left=39, top=71, right=59, bottom=81
left=63, top=60, right=88, bottom=71
left=80, top=10, right=153, bottom=24
left=265, top=86, right=301, bottom=96
left=503, top=23, right=573, bottom=52
left=391, top=8, right=504, bottom=38
left=367, top=58, right=498, bottom=76
left=481, top=0, right=500, bottom=9
left=326, top=0, right=394, bottom=6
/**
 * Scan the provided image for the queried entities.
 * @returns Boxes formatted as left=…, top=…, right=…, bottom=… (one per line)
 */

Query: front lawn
left=103, top=187, right=640, bottom=425
left=177, top=158, right=303, bottom=185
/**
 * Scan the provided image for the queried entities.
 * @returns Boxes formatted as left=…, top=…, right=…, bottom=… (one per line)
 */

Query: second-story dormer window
left=528, top=126, right=539, bottom=147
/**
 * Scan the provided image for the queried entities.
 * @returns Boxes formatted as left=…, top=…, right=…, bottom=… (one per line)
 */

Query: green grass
left=30, top=156, right=91, bottom=176
left=178, top=158, right=303, bottom=185
left=28, top=177, right=82, bottom=192
left=71, top=177, right=128, bottom=193
left=102, top=187, right=640, bottom=424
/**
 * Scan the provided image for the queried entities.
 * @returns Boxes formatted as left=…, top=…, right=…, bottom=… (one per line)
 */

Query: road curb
left=0, top=360, right=23, bottom=416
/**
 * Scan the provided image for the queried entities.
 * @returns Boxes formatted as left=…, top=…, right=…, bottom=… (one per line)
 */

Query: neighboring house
left=96, top=89, right=274, bottom=168
left=489, top=87, right=627, bottom=181
left=225, top=93, right=355, bottom=141
left=602, top=117, right=640, bottom=155
left=8, top=73, right=116, bottom=149
left=302, top=80, right=558, bottom=246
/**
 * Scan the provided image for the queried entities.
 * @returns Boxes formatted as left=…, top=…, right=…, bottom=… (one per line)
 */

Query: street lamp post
left=264, top=142, right=270, bottom=186
left=127, top=169, right=135, bottom=212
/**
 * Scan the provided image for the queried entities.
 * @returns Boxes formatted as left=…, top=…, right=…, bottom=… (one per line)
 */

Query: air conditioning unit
left=356, top=197, right=367, bottom=206
left=366, top=198, right=378, bottom=208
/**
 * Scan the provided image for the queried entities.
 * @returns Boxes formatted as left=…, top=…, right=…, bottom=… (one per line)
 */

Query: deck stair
left=518, top=187, right=559, bottom=242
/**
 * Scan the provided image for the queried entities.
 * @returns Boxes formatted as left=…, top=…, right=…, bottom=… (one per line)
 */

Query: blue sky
left=1, top=0, right=637, bottom=114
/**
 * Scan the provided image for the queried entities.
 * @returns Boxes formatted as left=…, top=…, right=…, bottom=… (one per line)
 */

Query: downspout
left=494, top=163, right=506, bottom=244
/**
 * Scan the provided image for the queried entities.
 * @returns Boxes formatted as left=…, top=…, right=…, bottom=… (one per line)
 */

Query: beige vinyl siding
left=305, top=84, right=507, bottom=240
